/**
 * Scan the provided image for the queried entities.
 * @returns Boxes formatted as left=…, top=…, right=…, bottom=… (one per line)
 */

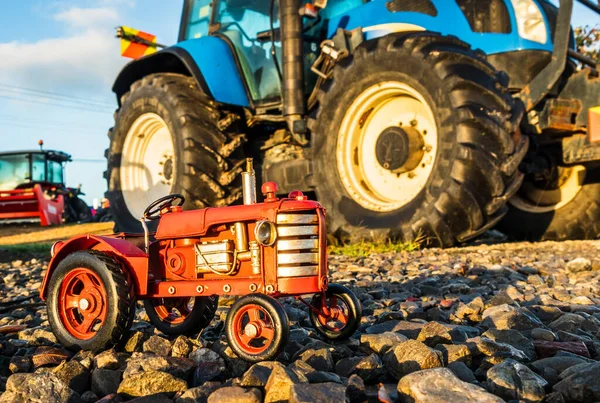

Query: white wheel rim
left=337, top=81, right=438, bottom=212
left=509, top=165, right=585, bottom=213
left=121, top=113, right=175, bottom=219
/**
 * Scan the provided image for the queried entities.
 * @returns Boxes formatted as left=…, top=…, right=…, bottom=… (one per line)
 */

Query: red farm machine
left=41, top=159, right=361, bottom=362
left=0, top=144, right=91, bottom=226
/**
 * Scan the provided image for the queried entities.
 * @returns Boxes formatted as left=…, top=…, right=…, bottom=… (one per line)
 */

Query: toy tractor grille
left=275, top=213, right=320, bottom=278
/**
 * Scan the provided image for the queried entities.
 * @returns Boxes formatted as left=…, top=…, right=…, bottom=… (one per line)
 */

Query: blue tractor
left=106, top=0, right=600, bottom=246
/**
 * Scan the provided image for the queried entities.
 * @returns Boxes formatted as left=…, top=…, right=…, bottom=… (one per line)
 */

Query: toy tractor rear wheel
left=105, top=73, right=247, bottom=233
left=225, top=294, right=289, bottom=362
left=144, top=296, right=218, bottom=336
left=309, top=32, right=526, bottom=247
left=309, top=283, right=361, bottom=340
left=47, top=251, right=135, bottom=352
left=498, top=165, right=600, bottom=240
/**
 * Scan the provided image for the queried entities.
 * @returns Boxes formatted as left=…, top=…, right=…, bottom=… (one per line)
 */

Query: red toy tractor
left=40, top=160, right=361, bottom=362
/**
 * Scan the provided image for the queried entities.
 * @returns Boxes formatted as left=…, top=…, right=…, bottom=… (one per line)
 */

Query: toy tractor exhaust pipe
left=280, top=0, right=307, bottom=139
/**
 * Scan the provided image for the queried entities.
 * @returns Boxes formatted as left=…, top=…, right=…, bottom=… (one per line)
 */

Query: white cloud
left=54, top=7, right=119, bottom=28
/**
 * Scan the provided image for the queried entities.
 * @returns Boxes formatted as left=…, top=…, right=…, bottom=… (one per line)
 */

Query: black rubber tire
left=498, top=167, right=600, bottom=241
left=144, top=296, right=219, bottom=336
left=105, top=73, right=247, bottom=233
left=225, top=294, right=289, bottom=362
left=309, top=283, right=362, bottom=340
left=308, top=32, right=527, bottom=247
left=68, top=197, right=92, bottom=223
left=47, top=251, right=135, bottom=352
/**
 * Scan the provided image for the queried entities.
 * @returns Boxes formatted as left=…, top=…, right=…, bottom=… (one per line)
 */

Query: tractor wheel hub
left=79, top=298, right=90, bottom=311
left=244, top=323, right=259, bottom=338
left=376, top=126, right=424, bottom=173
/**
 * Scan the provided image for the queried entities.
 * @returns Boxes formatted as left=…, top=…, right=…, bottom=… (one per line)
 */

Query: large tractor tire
left=105, top=73, right=246, bottom=232
left=309, top=32, right=527, bottom=247
left=498, top=165, right=600, bottom=240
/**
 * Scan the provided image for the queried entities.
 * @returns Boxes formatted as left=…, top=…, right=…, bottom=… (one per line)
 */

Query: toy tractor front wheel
left=309, top=283, right=361, bottom=340
left=144, top=296, right=218, bottom=335
left=47, top=251, right=135, bottom=352
left=225, top=294, right=289, bottom=362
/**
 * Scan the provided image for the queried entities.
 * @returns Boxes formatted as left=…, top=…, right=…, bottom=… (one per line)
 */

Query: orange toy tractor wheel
left=309, top=283, right=362, bottom=340
left=225, top=294, right=289, bottom=362
left=144, top=296, right=218, bottom=335
left=46, top=251, right=135, bottom=352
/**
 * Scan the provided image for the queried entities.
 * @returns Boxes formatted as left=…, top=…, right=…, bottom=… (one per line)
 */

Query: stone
left=53, top=360, right=90, bottom=395
left=434, top=344, right=472, bottom=365
left=143, top=335, right=172, bottom=356
left=391, top=321, right=425, bottom=339
left=340, top=354, right=385, bottom=384
left=264, top=362, right=307, bottom=403
left=172, top=336, right=195, bottom=358
left=531, top=328, right=557, bottom=341
left=207, top=386, right=262, bottom=403
left=31, top=346, right=71, bottom=368
left=123, top=353, right=196, bottom=380
left=239, top=362, right=278, bottom=388
left=94, top=349, right=121, bottom=370
left=454, top=296, right=485, bottom=321
left=9, top=356, right=31, bottom=374
left=533, top=340, right=591, bottom=359
left=566, top=257, right=592, bottom=273
left=92, top=368, right=122, bottom=397
left=397, top=368, right=503, bottom=403
left=289, top=382, right=347, bottom=403
left=532, top=356, right=590, bottom=380
left=176, top=382, right=222, bottom=403
left=80, top=391, right=99, bottom=403
left=346, top=374, right=367, bottom=403
left=383, top=340, right=443, bottom=380
left=481, top=304, right=544, bottom=331
left=553, top=361, right=600, bottom=402
left=124, top=331, right=147, bottom=353
left=467, top=337, right=529, bottom=362
left=360, top=332, right=408, bottom=354
left=0, top=372, right=80, bottom=403
left=417, top=322, right=467, bottom=346
left=549, top=313, right=586, bottom=333
left=528, top=306, right=564, bottom=324
left=118, top=370, right=187, bottom=399
left=298, top=348, right=334, bottom=372
left=447, top=362, right=475, bottom=383
left=486, top=358, right=548, bottom=402
left=482, top=328, right=536, bottom=361
left=17, top=328, right=57, bottom=346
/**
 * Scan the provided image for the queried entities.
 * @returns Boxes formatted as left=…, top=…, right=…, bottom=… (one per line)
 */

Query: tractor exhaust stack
left=242, top=158, right=257, bottom=205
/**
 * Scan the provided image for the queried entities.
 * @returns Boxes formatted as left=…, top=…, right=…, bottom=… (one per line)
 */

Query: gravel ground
left=1, top=240, right=600, bottom=402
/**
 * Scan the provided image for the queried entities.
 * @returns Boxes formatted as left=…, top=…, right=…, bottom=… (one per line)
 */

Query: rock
left=298, top=348, right=334, bottom=372
left=124, top=331, right=147, bottom=353
left=53, top=360, right=90, bottom=395
left=528, top=306, right=564, bottom=323
left=553, top=361, right=600, bottom=402
left=264, top=362, right=307, bottom=403
left=31, top=346, right=71, bottom=368
left=531, top=328, right=557, bottom=341
left=533, top=340, right=591, bottom=359
left=118, top=370, right=187, bottom=399
left=481, top=304, right=543, bottom=331
left=240, top=362, right=278, bottom=388
left=143, top=335, right=172, bottom=356
left=80, top=391, right=99, bottom=403
left=207, top=386, right=262, bottom=403
left=364, top=321, right=400, bottom=335
left=92, top=368, right=122, bottom=397
left=447, top=362, right=476, bottom=383
left=549, top=313, right=586, bottom=333
left=289, top=382, right=347, bottom=403
left=532, top=356, right=590, bottom=380
left=360, top=332, right=408, bottom=354
left=17, top=328, right=57, bottom=346
left=94, top=349, right=121, bottom=370
left=486, top=358, right=548, bottom=402
left=434, top=344, right=472, bottom=365
left=482, top=328, right=536, bottom=361
left=9, top=356, right=31, bottom=374
left=454, top=296, right=485, bottom=321
left=172, top=336, right=195, bottom=358
left=176, top=382, right=221, bottom=403
left=468, top=337, right=529, bottom=362
left=346, top=374, right=367, bottom=403
left=397, top=368, right=503, bottom=403
left=383, top=340, right=443, bottom=380
left=338, top=354, right=385, bottom=384
left=566, top=257, right=592, bottom=273
left=123, top=353, right=196, bottom=380
left=392, top=321, right=425, bottom=339
left=0, top=372, right=80, bottom=403
left=417, top=322, right=467, bottom=346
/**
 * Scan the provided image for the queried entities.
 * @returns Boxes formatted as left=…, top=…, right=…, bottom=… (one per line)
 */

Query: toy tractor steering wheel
left=143, top=194, right=185, bottom=221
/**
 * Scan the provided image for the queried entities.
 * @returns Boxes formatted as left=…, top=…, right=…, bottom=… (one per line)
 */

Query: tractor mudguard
left=40, top=235, right=148, bottom=300
left=112, top=36, right=250, bottom=108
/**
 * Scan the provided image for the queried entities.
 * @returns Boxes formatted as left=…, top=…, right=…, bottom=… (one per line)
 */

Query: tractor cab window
left=213, top=0, right=282, bottom=103
left=47, top=160, right=64, bottom=184
left=0, top=154, right=29, bottom=191
left=31, top=154, right=46, bottom=182
left=181, top=0, right=213, bottom=39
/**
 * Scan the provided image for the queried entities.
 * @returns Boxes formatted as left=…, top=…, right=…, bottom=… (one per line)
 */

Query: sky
left=0, top=0, right=598, bottom=204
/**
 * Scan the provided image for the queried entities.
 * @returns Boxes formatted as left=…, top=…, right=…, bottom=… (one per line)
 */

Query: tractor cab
left=0, top=149, right=70, bottom=192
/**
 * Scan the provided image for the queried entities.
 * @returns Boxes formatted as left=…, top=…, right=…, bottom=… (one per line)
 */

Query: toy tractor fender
left=112, top=37, right=249, bottom=108
left=40, top=235, right=148, bottom=300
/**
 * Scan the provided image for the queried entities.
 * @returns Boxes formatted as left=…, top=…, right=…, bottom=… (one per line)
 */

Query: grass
left=329, top=238, right=422, bottom=257
left=0, top=242, right=53, bottom=254
left=0, top=222, right=113, bottom=246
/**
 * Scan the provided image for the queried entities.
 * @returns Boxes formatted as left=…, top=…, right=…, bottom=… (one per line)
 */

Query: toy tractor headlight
left=510, top=0, right=548, bottom=44
left=255, top=220, right=277, bottom=246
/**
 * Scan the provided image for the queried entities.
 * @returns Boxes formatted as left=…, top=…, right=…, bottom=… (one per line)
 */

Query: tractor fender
left=112, top=37, right=250, bottom=108
left=40, top=235, right=148, bottom=300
